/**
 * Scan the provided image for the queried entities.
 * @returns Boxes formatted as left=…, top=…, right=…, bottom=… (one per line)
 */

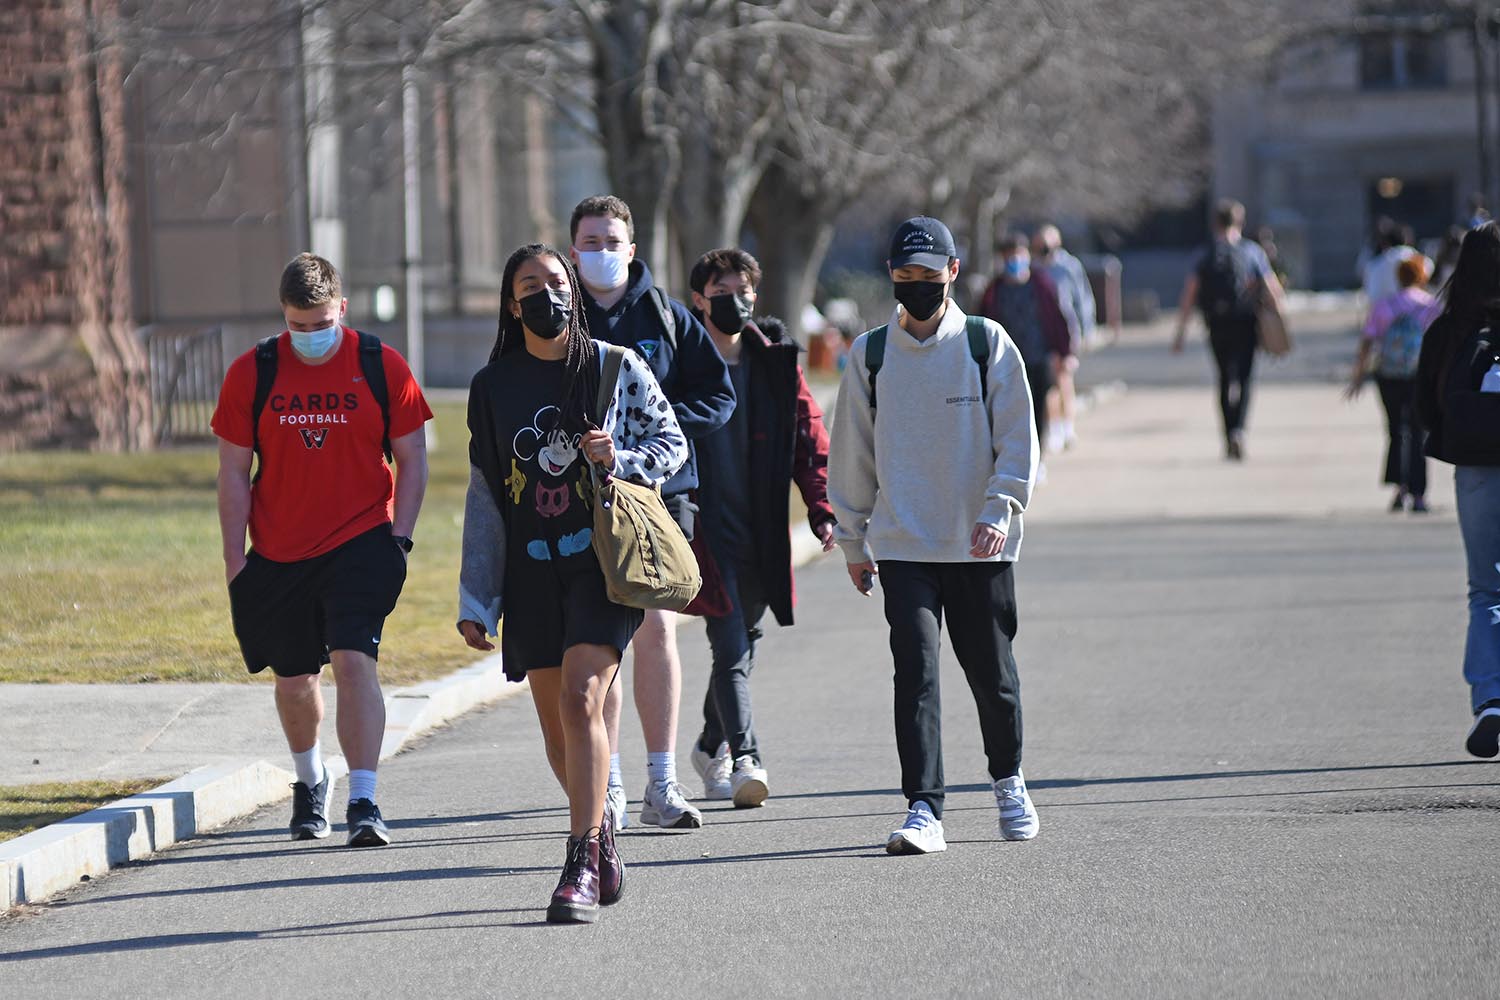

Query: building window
left=1360, top=32, right=1448, bottom=89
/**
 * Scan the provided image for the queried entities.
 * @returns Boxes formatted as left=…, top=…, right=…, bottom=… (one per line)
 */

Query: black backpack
left=1438, top=325, right=1500, bottom=465
left=249, top=330, right=392, bottom=479
left=1196, top=241, right=1259, bottom=322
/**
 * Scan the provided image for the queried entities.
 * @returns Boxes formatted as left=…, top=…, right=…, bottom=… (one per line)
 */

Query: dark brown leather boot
left=545, top=834, right=601, bottom=924
left=598, top=809, right=624, bottom=905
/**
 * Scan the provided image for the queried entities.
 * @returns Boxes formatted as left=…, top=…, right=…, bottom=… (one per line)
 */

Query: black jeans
left=879, top=560, right=1023, bottom=819
left=699, top=556, right=768, bottom=763
left=1375, top=376, right=1428, bottom=498
left=1208, top=319, right=1258, bottom=440
left=1024, top=361, right=1053, bottom=447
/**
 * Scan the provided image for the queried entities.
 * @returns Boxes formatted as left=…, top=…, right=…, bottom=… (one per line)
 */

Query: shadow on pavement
left=0, top=909, right=536, bottom=962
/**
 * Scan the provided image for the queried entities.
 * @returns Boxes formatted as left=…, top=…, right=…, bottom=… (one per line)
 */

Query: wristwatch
left=393, top=534, right=414, bottom=553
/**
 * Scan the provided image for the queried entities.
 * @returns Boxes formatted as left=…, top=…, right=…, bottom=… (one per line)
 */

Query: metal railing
left=147, top=325, right=224, bottom=445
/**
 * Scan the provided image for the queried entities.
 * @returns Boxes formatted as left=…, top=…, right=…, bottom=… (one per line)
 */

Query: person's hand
left=458, top=620, right=494, bottom=651
left=815, top=520, right=837, bottom=552
left=225, top=552, right=247, bottom=586
left=1170, top=329, right=1186, bottom=354
left=970, top=523, right=1005, bottom=559
left=582, top=429, right=615, bottom=469
left=846, top=560, right=877, bottom=595
left=1342, top=374, right=1364, bottom=401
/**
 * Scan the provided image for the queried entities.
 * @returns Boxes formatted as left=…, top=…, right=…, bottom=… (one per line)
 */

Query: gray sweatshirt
left=828, top=302, right=1038, bottom=565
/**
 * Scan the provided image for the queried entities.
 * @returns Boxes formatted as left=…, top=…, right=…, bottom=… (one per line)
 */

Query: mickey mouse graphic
left=513, top=406, right=581, bottom=477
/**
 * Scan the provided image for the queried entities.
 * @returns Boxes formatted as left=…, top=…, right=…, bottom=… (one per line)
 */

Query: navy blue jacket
left=582, top=261, right=735, bottom=496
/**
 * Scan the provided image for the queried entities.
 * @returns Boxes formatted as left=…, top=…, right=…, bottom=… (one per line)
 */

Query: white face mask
left=289, top=322, right=341, bottom=358
left=575, top=249, right=631, bottom=291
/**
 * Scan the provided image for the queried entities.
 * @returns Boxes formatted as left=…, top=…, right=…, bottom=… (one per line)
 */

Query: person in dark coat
left=681, top=247, right=836, bottom=807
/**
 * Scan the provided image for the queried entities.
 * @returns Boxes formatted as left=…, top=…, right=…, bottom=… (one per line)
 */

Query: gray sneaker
left=639, top=780, right=703, bottom=829
left=730, top=756, right=769, bottom=808
left=690, top=742, right=733, bottom=800
left=994, top=773, right=1039, bottom=841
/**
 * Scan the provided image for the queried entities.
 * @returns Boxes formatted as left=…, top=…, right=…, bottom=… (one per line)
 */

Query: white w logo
left=299, top=428, right=329, bottom=449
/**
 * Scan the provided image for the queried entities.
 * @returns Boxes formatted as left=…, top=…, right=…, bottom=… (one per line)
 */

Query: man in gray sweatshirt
left=828, top=216, right=1041, bottom=855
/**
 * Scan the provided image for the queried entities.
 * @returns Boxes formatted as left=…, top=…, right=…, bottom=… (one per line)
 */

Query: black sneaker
left=1465, top=703, right=1500, bottom=759
left=346, top=798, right=392, bottom=847
left=289, top=769, right=332, bottom=841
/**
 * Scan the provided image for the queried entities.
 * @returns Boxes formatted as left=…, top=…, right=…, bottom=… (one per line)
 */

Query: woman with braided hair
left=457, top=243, right=686, bottom=923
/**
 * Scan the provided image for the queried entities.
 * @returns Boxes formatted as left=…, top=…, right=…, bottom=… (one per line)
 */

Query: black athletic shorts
left=228, top=524, right=408, bottom=677
left=501, top=563, right=642, bottom=681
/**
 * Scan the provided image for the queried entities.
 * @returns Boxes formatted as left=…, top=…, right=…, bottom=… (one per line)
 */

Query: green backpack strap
left=595, top=343, right=626, bottom=426
left=965, top=315, right=991, bottom=403
left=864, top=325, right=888, bottom=413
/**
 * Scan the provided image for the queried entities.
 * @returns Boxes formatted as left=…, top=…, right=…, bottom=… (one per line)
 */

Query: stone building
left=1213, top=19, right=1486, bottom=289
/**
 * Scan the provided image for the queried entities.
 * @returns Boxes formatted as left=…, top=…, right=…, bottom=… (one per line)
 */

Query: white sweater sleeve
left=977, top=333, right=1039, bottom=534
left=827, top=334, right=879, bottom=564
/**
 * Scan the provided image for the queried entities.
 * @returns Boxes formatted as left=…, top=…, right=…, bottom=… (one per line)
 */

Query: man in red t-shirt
left=212, top=252, right=432, bottom=847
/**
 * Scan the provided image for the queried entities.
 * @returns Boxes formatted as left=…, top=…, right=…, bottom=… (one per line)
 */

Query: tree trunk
left=745, top=164, right=836, bottom=335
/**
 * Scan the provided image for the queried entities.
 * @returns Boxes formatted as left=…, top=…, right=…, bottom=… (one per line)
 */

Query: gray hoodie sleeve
left=977, top=328, right=1039, bottom=535
left=827, top=333, right=878, bottom=565
left=457, top=465, right=504, bottom=636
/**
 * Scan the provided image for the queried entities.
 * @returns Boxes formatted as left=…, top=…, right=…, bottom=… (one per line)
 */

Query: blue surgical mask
left=1004, top=257, right=1030, bottom=280
left=289, top=322, right=341, bottom=358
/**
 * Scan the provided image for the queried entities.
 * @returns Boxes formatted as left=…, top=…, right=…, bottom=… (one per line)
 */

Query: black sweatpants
left=879, top=560, right=1023, bottom=820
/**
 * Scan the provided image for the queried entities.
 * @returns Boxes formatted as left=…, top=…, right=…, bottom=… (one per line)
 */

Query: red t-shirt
left=211, top=328, right=433, bottom=562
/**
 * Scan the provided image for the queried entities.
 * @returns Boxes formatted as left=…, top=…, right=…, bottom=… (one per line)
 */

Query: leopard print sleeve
left=603, top=348, right=687, bottom=485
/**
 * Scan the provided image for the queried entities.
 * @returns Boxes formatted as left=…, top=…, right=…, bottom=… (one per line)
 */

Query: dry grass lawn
left=0, top=779, right=166, bottom=842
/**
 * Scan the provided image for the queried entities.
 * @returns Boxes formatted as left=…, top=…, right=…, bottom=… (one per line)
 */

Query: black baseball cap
left=889, top=216, right=957, bottom=270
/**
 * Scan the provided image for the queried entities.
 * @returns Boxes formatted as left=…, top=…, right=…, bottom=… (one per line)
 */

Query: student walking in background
left=1346, top=256, right=1435, bottom=512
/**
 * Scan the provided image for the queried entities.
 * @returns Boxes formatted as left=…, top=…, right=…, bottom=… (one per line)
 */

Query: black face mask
left=708, top=292, right=753, bottom=335
left=893, top=279, right=947, bottom=321
left=519, top=287, right=571, bottom=340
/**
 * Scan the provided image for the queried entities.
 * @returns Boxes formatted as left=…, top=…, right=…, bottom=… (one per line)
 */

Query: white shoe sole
left=885, top=832, right=946, bottom=855
left=639, top=806, right=703, bottom=829
left=731, top=777, right=769, bottom=808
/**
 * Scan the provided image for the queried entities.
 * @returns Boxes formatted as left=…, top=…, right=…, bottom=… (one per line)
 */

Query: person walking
left=566, top=195, right=736, bottom=831
left=212, top=252, right=432, bottom=846
left=458, top=243, right=687, bottom=923
left=1416, top=221, right=1500, bottom=759
left=1171, top=199, right=1287, bottom=461
left=829, top=216, right=1041, bottom=855
left=978, top=232, right=1072, bottom=457
left=1032, top=224, right=1096, bottom=451
left=681, top=247, right=837, bottom=807
left=1345, top=255, right=1435, bottom=512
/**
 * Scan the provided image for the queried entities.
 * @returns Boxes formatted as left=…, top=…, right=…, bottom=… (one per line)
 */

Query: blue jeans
left=698, top=556, right=768, bottom=763
left=1454, top=466, right=1500, bottom=711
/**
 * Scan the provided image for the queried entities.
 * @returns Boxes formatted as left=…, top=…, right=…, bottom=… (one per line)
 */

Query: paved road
left=3, top=312, right=1496, bottom=997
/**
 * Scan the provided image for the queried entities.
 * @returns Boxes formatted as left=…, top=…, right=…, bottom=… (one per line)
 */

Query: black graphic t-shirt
left=483, top=352, right=595, bottom=571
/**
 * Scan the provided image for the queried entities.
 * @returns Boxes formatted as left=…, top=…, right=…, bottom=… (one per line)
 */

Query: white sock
left=647, top=752, right=676, bottom=786
left=291, top=743, right=323, bottom=787
left=348, top=769, right=377, bottom=803
left=608, top=753, right=623, bottom=790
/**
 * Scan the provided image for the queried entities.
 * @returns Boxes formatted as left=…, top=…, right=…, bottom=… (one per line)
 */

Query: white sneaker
left=994, top=773, right=1039, bottom=841
left=690, top=742, right=733, bottom=800
left=605, top=782, right=630, bottom=831
left=730, top=755, right=769, bottom=808
left=1045, top=424, right=1066, bottom=454
left=639, top=780, right=703, bottom=829
left=885, top=802, right=946, bottom=855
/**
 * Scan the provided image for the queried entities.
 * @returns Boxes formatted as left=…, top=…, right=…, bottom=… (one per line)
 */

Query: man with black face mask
left=680, top=247, right=836, bottom=807
left=828, top=216, right=1042, bottom=856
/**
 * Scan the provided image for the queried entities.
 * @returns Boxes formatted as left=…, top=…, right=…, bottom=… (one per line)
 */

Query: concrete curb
left=2, top=654, right=523, bottom=910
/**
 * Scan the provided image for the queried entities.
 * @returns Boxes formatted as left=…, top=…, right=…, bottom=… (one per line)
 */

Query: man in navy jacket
left=569, top=195, right=735, bottom=831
